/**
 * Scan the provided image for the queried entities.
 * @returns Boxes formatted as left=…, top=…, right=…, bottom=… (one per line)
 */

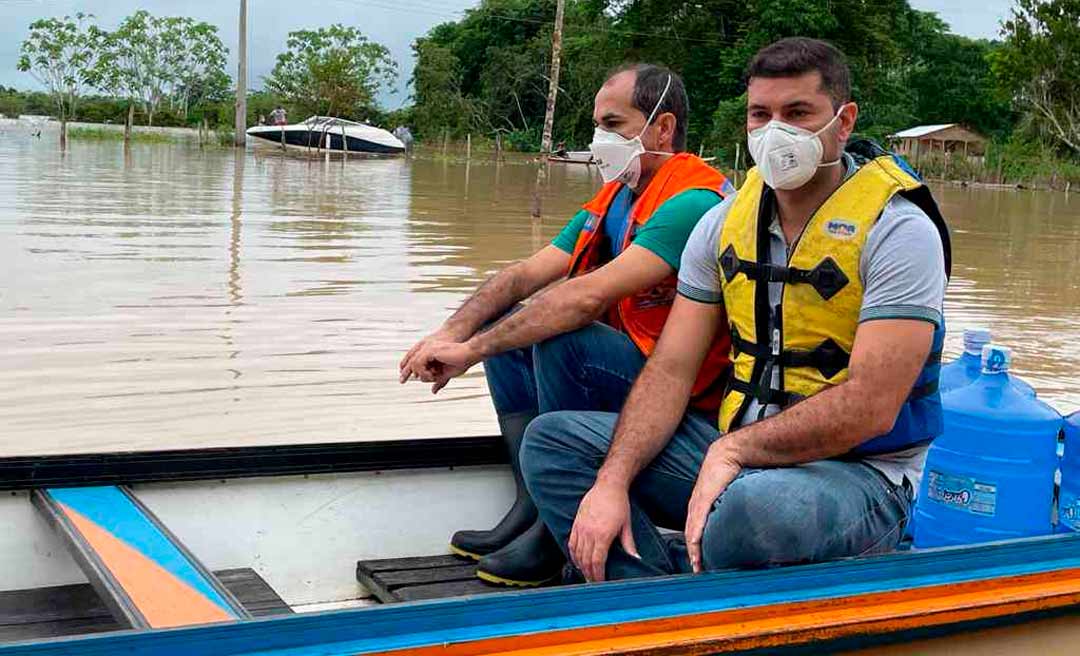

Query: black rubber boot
left=449, top=412, right=537, bottom=560
left=476, top=518, right=566, bottom=587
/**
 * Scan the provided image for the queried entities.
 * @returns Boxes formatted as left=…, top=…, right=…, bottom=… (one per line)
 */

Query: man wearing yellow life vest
left=521, top=37, right=951, bottom=581
left=399, top=64, right=734, bottom=586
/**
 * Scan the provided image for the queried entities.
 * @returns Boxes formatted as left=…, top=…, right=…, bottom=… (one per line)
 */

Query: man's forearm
left=467, top=279, right=604, bottom=359
left=596, top=357, right=695, bottom=489
left=723, top=378, right=888, bottom=466
left=441, top=263, right=535, bottom=340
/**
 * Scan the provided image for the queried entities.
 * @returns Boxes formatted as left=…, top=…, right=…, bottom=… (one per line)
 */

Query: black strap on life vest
left=731, top=328, right=852, bottom=380
left=720, top=244, right=850, bottom=301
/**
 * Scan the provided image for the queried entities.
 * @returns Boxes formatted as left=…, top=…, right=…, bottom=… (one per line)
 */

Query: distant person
left=392, top=125, right=414, bottom=152
left=400, top=64, right=735, bottom=587
left=258, top=115, right=266, bottom=126
left=522, top=37, right=951, bottom=583
left=269, top=106, right=287, bottom=126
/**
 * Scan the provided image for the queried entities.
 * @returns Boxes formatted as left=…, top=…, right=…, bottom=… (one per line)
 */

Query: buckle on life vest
left=728, top=377, right=804, bottom=409
left=720, top=245, right=849, bottom=300
left=782, top=338, right=850, bottom=380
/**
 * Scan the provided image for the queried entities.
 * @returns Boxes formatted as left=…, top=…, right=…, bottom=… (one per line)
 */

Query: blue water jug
left=914, top=345, right=1061, bottom=548
left=940, top=328, right=1036, bottom=397
left=1058, top=412, right=1080, bottom=531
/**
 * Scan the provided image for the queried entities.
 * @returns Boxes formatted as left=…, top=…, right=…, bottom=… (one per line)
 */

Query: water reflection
left=0, top=135, right=1076, bottom=457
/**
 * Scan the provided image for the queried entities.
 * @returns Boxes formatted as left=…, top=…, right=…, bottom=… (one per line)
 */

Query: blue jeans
left=521, top=411, right=912, bottom=579
left=483, top=322, right=646, bottom=417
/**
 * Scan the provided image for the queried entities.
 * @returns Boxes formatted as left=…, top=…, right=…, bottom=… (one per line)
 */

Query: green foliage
left=992, top=0, right=1080, bottom=155
left=88, top=10, right=229, bottom=126
left=17, top=12, right=101, bottom=123
left=264, top=24, right=397, bottom=119
left=67, top=126, right=177, bottom=143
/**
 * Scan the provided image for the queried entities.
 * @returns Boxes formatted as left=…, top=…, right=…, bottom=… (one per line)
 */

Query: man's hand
left=569, top=480, right=639, bottom=582
left=403, top=339, right=482, bottom=393
left=399, top=328, right=468, bottom=384
left=684, top=441, right=742, bottom=573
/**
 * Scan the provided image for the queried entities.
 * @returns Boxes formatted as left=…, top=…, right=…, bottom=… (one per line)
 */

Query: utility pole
left=234, top=0, right=247, bottom=148
left=530, top=0, right=565, bottom=219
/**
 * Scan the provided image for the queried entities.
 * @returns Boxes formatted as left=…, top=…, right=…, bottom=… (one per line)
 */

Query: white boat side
left=246, top=116, right=405, bottom=154
left=0, top=466, right=512, bottom=607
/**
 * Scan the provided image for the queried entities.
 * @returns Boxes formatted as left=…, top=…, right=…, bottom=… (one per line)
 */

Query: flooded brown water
left=2, top=135, right=1078, bottom=456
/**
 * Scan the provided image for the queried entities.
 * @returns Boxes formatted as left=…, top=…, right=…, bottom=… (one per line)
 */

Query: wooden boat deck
left=0, top=568, right=289, bottom=643
left=357, top=554, right=558, bottom=603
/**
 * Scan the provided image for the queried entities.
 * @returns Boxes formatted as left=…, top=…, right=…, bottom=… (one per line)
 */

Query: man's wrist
left=594, top=464, right=634, bottom=492
left=463, top=336, right=489, bottom=366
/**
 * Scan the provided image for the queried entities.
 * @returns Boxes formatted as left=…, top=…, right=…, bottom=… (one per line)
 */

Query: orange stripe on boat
left=60, top=503, right=235, bottom=628
left=371, top=568, right=1080, bottom=656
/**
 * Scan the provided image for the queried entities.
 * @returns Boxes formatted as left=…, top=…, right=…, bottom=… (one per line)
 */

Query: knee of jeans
left=519, top=412, right=595, bottom=495
left=519, top=414, right=562, bottom=492
left=532, top=329, right=585, bottom=372
left=701, top=483, right=804, bottom=570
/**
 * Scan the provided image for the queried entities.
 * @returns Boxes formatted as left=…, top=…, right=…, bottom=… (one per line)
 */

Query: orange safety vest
left=568, top=152, right=733, bottom=412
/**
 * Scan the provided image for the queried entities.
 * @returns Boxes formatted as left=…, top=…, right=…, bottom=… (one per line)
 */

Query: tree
left=264, top=25, right=397, bottom=119
left=90, top=11, right=230, bottom=135
left=410, top=40, right=472, bottom=138
left=90, top=11, right=170, bottom=130
left=159, top=17, right=229, bottom=121
left=993, top=0, right=1080, bottom=155
left=17, top=12, right=102, bottom=148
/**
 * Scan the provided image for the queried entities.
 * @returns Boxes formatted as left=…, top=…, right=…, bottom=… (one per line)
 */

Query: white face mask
left=746, top=105, right=847, bottom=190
left=589, top=75, right=674, bottom=188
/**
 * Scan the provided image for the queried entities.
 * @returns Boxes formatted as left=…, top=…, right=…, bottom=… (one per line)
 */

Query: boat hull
left=246, top=122, right=405, bottom=155
left=5, top=440, right=1080, bottom=653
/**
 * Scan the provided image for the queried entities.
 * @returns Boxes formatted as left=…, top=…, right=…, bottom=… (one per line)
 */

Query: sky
left=0, top=0, right=1017, bottom=108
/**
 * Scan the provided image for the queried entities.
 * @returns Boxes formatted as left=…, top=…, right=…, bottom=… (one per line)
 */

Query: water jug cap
left=963, top=328, right=992, bottom=355
left=981, top=344, right=1011, bottom=375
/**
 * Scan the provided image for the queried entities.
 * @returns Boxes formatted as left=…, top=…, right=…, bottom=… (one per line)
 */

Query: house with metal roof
left=888, top=124, right=987, bottom=161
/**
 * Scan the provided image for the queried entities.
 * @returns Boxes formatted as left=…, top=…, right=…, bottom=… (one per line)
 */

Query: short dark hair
left=606, top=63, right=689, bottom=152
left=746, top=38, right=851, bottom=109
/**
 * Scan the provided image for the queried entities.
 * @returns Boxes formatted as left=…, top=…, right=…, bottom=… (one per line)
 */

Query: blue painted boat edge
left=4, top=533, right=1080, bottom=656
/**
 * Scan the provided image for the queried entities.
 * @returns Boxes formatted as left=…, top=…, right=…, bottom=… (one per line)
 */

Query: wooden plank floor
left=0, top=568, right=290, bottom=643
left=356, top=554, right=559, bottom=603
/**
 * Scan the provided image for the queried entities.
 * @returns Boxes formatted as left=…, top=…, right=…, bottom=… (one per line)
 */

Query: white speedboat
left=246, top=116, right=405, bottom=155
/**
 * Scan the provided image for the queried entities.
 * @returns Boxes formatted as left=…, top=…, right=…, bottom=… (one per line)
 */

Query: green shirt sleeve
left=551, top=209, right=590, bottom=254
left=631, top=188, right=723, bottom=270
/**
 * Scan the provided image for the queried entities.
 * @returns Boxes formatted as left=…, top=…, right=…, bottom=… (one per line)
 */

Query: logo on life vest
left=824, top=219, right=858, bottom=240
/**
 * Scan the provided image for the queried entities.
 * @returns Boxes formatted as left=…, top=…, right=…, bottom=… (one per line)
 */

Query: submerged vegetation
left=66, top=126, right=180, bottom=144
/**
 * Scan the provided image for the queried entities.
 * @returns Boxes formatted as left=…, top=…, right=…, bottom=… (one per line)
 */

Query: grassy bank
left=68, top=126, right=179, bottom=144
left=913, top=141, right=1080, bottom=191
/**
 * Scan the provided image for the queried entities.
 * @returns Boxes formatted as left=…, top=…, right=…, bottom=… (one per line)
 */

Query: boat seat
left=31, top=486, right=250, bottom=629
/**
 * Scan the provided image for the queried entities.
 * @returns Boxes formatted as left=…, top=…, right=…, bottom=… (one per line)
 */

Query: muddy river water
left=1, top=135, right=1078, bottom=456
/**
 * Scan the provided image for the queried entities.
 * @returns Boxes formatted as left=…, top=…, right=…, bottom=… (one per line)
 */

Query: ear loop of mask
left=816, top=104, right=849, bottom=168
left=639, top=74, right=674, bottom=156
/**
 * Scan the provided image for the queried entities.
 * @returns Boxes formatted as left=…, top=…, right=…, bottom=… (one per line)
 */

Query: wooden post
left=466, top=133, right=472, bottom=160
left=341, top=122, right=348, bottom=162
left=531, top=0, right=566, bottom=219
left=441, top=129, right=448, bottom=157
left=494, top=131, right=502, bottom=161
left=124, top=102, right=134, bottom=148
left=234, top=0, right=247, bottom=147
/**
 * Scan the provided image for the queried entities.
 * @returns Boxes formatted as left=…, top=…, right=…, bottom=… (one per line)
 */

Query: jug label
left=927, top=470, right=997, bottom=516
left=1060, top=492, right=1080, bottom=531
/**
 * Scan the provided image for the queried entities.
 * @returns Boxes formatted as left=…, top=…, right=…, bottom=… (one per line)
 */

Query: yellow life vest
left=717, top=153, right=950, bottom=453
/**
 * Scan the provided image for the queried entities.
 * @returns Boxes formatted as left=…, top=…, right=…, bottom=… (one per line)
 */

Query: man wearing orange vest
left=400, top=64, right=733, bottom=587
